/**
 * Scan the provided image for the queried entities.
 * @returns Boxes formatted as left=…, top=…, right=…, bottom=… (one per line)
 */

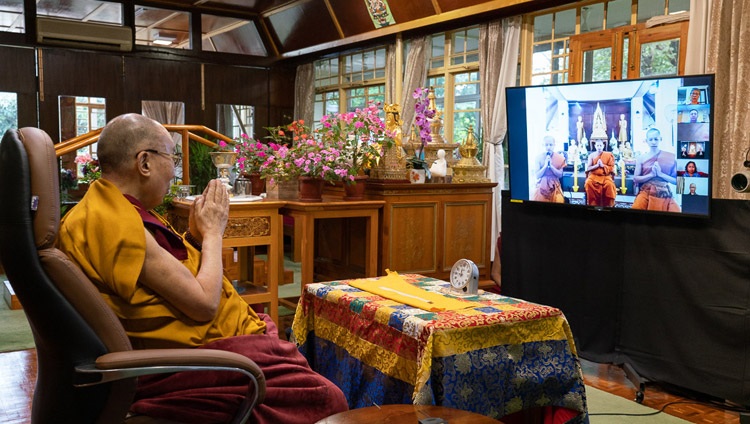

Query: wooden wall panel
left=123, top=56, right=202, bottom=123
left=0, top=46, right=38, bottom=128
left=38, top=49, right=124, bottom=141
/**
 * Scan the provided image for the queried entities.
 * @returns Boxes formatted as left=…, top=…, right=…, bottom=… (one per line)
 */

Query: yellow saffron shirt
left=57, top=179, right=266, bottom=349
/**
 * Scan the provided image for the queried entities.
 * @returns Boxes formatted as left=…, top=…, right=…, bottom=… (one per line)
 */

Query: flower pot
left=273, top=179, right=299, bottom=200
left=409, top=169, right=426, bottom=184
left=343, top=176, right=368, bottom=200
left=244, top=172, right=265, bottom=196
left=298, top=176, right=324, bottom=202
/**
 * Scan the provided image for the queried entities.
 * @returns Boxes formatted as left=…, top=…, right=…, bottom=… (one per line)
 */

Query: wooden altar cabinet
left=364, top=182, right=497, bottom=282
left=168, top=198, right=285, bottom=325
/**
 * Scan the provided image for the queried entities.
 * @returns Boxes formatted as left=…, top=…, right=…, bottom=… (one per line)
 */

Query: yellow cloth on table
left=348, top=270, right=480, bottom=312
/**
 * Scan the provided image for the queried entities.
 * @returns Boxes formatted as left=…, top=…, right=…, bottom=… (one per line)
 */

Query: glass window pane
left=639, top=39, right=679, bottom=77
left=554, top=40, right=567, bottom=56
left=201, top=14, right=266, bottom=56
left=466, top=27, right=479, bottom=51
left=451, top=56, right=465, bottom=66
left=453, top=32, right=466, bottom=54
left=466, top=53, right=479, bottom=63
left=534, top=14, right=552, bottom=42
left=134, top=6, right=190, bottom=49
left=453, top=111, right=479, bottom=144
left=607, top=0, right=631, bottom=28
left=555, top=9, right=576, bottom=38
left=0, top=0, right=24, bottom=33
left=532, top=43, right=552, bottom=74
left=531, top=74, right=551, bottom=85
left=431, top=34, right=445, bottom=59
left=638, top=0, right=665, bottom=23
left=669, top=0, right=690, bottom=14
left=582, top=47, right=612, bottom=82
left=622, top=37, right=630, bottom=79
left=581, top=3, right=604, bottom=33
left=364, top=50, right=374, bottom=71
left=0, top=92, right=18, bottom=129
left=375, top=48, right=385, bottom=69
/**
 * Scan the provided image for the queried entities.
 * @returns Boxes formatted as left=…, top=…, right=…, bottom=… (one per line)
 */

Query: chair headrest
left=17, top=128, right=60, bottom=250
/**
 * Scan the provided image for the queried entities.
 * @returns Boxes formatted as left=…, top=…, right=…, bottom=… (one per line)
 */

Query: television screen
left=506, top=74, right=714, bottom=217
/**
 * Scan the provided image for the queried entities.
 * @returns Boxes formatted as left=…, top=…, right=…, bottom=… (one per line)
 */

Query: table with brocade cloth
left=291, top=274, right=588, bottom=422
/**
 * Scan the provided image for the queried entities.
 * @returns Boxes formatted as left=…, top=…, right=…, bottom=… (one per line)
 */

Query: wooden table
left=280, top=197, right=385, bottom=290
left=168, top=198, right=285, bottom=324
left=316, top=405, right=502, bottom=423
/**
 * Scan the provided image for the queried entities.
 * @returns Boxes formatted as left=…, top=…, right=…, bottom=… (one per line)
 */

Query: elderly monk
left=532, top=134, right=566, bottom=203
left=57, top=113, right=347, bottom=424
left=584, top=139, right=617, bottom=207
left=631, top=127, right=680, bottom=212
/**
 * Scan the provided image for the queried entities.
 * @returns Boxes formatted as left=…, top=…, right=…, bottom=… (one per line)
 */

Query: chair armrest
left=74, top=349, right=265, bottom=424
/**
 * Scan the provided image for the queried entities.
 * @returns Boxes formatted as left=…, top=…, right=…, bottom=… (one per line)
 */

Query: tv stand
left=622, top=362, right=648, bottom=403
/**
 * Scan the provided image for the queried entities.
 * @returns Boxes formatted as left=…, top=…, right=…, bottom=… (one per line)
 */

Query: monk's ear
left=135, top=151, right=151, bottom=176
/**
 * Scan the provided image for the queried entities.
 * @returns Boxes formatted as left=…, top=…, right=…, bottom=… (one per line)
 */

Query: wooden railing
left=54, top=124, right=235, bottom=185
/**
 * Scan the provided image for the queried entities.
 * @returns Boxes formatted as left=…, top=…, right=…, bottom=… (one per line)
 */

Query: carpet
left=586, top=385, right=691, bottom=423
left=0, top=286, right=34, bottom=353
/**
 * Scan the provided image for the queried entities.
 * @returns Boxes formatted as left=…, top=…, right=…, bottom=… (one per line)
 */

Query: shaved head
left=97, top=113, right=170, bottom=174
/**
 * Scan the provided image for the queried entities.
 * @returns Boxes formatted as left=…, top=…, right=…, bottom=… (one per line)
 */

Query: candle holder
left=209, top=151, right=238, bottom=194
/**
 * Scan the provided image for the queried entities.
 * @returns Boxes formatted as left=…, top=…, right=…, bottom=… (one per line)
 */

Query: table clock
left=449, top=258, right=479, bottom=295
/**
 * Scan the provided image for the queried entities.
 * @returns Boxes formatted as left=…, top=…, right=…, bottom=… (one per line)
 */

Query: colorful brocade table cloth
left=291, top=274, right=588, bottom=422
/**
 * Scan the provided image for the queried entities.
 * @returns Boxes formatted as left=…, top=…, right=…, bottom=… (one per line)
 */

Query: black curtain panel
left=501, top=191, right=750, bottom=406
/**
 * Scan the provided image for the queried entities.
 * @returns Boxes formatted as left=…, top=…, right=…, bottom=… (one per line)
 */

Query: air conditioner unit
left=37, top=17, right=133, bottom=52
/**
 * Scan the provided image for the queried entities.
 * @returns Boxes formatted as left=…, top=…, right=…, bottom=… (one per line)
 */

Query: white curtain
left=399, top=36, right=429, bottom=136
left=705, top=0, right=750, bottom=199
left=478, top=16, right=521, bottom=251
left=141, top=100, right=185, bottom=147
left=385, top=43, right=397, bottom=105
left=141, top=100, right=186, bottom=179
left=294, top=62, right=315, bottom=125
left=685, top=0, right=712, bottom=74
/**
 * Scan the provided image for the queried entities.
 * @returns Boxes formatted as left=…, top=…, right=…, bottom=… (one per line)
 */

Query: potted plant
left=318, top=102, right=389, bottom=178
left=406, top=87, right=436, bottom=184
left=234, top=134, right=271, bottom=195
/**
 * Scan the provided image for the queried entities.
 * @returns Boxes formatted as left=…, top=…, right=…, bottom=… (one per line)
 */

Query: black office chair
left=0, top=127, right=265, bottom=424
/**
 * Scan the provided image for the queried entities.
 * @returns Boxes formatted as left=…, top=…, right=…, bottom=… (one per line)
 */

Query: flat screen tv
left=506, top=74, right=714, bottom=218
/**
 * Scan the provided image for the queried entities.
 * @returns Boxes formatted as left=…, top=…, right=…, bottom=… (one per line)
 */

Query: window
left=201, top=14, right=267, bottom=56
left=0, top=92, right=18, bottom=130
left=426, top=26, right=482, bottom=159
left=313, top=47, right=386, bottom=126
left=217, top=104, right=254, bottom=139
left=525, top=0, right=691, bottom=85
left=0, top=0, right=24, bottom=33
left=134, top=6, right=191, bottom=49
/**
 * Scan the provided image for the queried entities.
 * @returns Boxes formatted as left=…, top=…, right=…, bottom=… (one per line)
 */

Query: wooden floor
left=0, top=348, right=743, bottom=423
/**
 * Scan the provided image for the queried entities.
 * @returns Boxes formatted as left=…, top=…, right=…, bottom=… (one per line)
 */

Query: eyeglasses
left=137, top=149, right=181, bottom=166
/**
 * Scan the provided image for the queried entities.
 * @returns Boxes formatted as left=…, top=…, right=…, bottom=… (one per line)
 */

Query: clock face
left=450, top=259, right=474, bottom=289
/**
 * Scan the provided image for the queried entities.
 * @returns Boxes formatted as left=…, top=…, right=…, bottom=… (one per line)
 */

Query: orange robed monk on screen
left=532, top=134, right=566, bottom=203
left=584, top=139, right=617, bottom=207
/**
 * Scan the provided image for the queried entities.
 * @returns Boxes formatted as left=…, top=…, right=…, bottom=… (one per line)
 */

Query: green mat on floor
left=586, top=385, right=691, bottom=423
left=0, top=288, right=34, bottom=353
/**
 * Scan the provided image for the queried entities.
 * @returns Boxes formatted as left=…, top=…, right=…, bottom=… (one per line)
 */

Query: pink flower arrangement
left=234, top=134, right=272, bottom=175
left=317, top=102, right=391, bottom=180
left=74, top=153, right=101, bottom=184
